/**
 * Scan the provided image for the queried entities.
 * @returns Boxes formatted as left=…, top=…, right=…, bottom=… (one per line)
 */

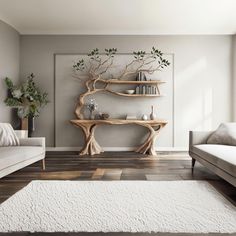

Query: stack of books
left=135, top=85, right=158, bottom=95
left=135, top=72, right=158, bottom=95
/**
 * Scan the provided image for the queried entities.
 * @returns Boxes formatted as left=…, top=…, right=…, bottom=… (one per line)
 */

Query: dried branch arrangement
left=72, top=47, right=170, bottom=119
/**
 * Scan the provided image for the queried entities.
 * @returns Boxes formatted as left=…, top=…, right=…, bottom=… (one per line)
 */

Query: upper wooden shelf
left=101, top=79, right=165, bottom=85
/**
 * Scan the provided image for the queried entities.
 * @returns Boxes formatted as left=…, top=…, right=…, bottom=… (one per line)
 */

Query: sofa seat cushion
left=192, top=144, right=236, bottom=177
left=0, top=146, right=44, bottom=171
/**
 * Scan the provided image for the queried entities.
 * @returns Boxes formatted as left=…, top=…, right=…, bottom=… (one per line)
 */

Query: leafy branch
left=72, top=47, right=170, bottom=119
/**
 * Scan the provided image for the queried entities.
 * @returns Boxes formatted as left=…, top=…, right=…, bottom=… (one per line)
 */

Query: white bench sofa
left=0, top=137, right=45, bottom=178
left=189, top=131, right=236, bottom=187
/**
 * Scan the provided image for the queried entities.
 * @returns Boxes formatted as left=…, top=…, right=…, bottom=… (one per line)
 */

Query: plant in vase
left=86, top=98, right=98, bottom=119
left=4, top=73, right=49, bottom=136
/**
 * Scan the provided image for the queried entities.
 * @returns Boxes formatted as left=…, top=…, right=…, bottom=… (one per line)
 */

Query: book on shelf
left=135, top=85, right=158, bottom=95
left=126, top=115, right=137, bottom=120
left=136, top=71, right=147, bottom=81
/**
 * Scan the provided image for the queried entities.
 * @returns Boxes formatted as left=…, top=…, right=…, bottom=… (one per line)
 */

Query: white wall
left=20, top=35, right=233, bottom=148
left=0, top=20, right=20, bottom=124
left=174, top=37, right=233, bottom=147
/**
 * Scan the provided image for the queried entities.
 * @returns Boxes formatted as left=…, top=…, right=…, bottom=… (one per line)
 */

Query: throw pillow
left=0, top=123, right=20, bottom=146
left=207, top=122, right=236, bottom=146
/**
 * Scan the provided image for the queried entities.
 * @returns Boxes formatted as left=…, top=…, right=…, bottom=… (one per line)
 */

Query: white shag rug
left=0, top=180, right=236, bottom=233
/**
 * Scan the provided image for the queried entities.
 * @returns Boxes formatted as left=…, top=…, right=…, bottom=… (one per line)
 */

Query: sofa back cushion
left=0, top=123, right=19, bottom=146
left=207, top=123, right=236, bottom=146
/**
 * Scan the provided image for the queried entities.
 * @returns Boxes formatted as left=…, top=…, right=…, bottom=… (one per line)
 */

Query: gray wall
left=20, top=35, right=233, bottom=148
left=0, top=20, right=20, bottom=124
left=55, top=54, right=173, bottom=148
left=233, top=35, right=236, bottom=121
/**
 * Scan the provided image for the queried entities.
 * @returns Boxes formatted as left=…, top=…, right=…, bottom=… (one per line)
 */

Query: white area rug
left=0, top=180, right=235, bottom=233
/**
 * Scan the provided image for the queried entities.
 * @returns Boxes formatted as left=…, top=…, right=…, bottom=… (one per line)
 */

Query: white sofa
left=189, top=131, right=236, bottom=187
left=0, top=137, right=45, bottom=178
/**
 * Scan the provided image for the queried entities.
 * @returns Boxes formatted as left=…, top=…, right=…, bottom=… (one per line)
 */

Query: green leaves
left=161, top=58, right=171, bottom=67
left=105, top=48, right=117, bottom=57
left=133, top=50, right=146, bottom=60
left=73, top=59, right=85, bottom=71
left=4, top=97, right=22, bottom=107
left=88, top=48, right=100, bottom=60
left=87, top=48, right=117, bottom=60
left=4, top=77, right=14, bottom=90
left=4, top=74, right=49, bottom=118
left=73, top=48, right=117, bottom=72
left=151, top=46, right=163, bottom=59
left=72, top=46, right=170, bottom=81
left=132, top=47, right=170, bottom=68
left=150, top=46, right=170, bottom=68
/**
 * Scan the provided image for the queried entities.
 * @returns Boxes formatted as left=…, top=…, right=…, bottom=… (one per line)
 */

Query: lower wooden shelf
left=104, top=90, right=163, bottom=98
left=70, top=119, right=168, bottom=156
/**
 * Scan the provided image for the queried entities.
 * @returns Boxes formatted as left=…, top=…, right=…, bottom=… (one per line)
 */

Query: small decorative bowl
left=125, top=90, right=135, bottom=94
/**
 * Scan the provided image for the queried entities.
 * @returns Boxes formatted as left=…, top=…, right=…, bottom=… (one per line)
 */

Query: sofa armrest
left=189, top=131, right=214, bottom=148
left=19, top=137, right=45, bottom=149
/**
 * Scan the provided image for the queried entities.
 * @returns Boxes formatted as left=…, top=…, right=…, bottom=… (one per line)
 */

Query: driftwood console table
left=70, top=119, right=167, bottom=156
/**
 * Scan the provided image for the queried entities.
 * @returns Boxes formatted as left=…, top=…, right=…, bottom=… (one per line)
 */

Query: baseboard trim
left=46, top=147, right=188, bottom=152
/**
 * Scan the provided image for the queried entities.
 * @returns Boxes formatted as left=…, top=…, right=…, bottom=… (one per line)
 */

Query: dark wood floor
left=0, top=151, right=235, bottom=206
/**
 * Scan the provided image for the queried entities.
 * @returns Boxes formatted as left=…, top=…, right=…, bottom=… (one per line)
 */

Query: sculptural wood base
left=79, top=124, right=103, bottom=156
left=135, top=123, right=162, bottom=156
left=71, top=119, right=167, bottom=157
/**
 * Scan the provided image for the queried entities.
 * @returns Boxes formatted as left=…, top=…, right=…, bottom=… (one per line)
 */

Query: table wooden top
left=70, top=119, right=168, bottom=125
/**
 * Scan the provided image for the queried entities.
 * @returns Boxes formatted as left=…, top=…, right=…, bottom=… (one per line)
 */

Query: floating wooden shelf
left=102, top=79, right=165, bottom=85
left=115, top=93, right=162, bottom=97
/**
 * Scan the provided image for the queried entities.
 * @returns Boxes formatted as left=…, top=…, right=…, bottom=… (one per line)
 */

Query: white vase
left=142, top=114, right=148, bottom=120
left=150, top=106, right=157, bottom=120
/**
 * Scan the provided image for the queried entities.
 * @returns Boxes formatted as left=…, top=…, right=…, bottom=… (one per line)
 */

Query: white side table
left=14, top=130, right=28, bottom=139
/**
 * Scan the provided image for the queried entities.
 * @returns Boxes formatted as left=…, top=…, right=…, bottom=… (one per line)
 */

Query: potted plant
left=4, top=73, right=49, bottom=137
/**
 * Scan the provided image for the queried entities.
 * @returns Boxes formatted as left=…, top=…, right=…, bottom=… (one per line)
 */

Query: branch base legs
left=74, top=122, right=164, bottom=157
left=135, top=125, right=161, bottom=157
left=79, top=124, right=103, bottom=156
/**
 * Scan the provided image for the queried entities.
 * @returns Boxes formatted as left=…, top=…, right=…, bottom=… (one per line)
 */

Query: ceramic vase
left=150, top=106, right=157, bottom=120
left=142, top=114, right=148, bottom=120
left=28, top=116, right=35, bottom=137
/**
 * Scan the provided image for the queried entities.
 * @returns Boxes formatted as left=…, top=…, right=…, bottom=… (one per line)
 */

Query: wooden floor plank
left=0, top=151, right=235, bottom=206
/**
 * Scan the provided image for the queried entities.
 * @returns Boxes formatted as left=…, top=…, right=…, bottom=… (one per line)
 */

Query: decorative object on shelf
left=86, top=98, right=98, bottom=120
left=150, top=106, right=157, bottom=120
left=94, top=113, right=100, bottom=120
left=100, top=113, right=109, bottom=120
left=125, top=89, right=135, bottom=94
left=95, top=112, right=109, bottom=120
left=126, top=115, right=138, bottom=120
left=4, top=73, right=49, bottom=137
left=142, top=114, right=148, bottom=121
left=72, top=47, right=170, bottom=119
